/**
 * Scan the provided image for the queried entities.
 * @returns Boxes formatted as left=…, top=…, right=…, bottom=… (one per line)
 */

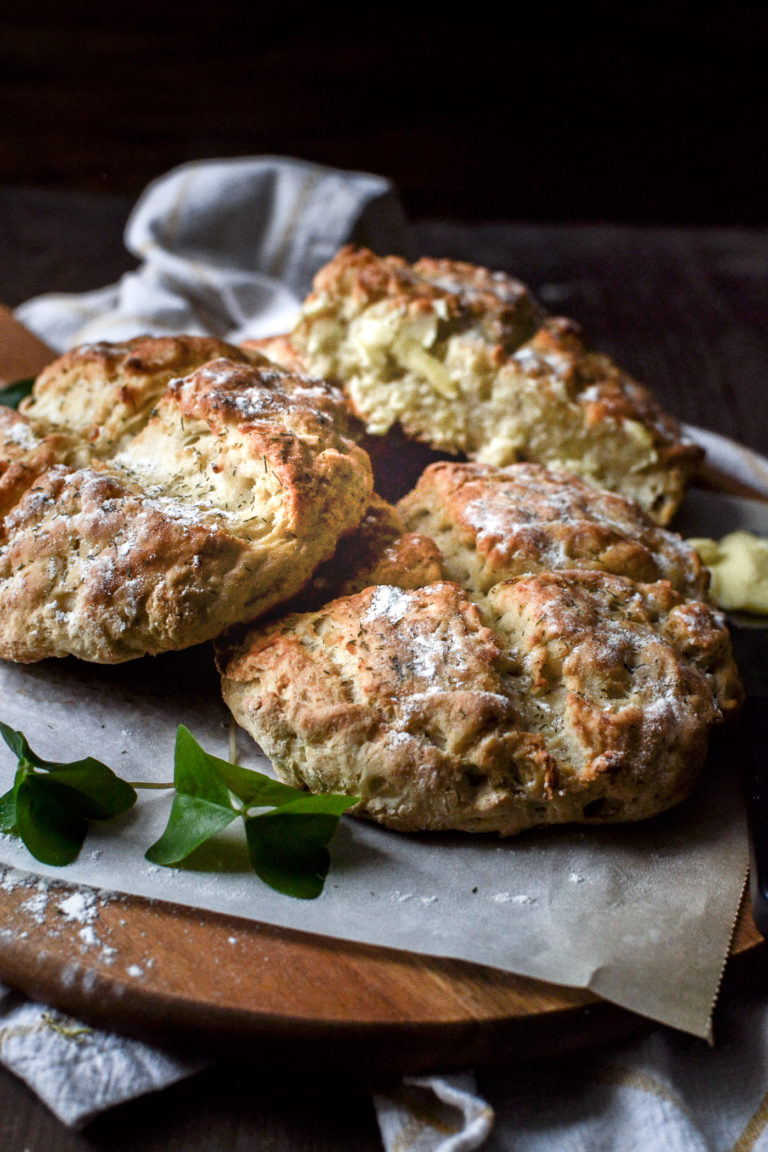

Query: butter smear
left=688, top=530, right=768, bottom=614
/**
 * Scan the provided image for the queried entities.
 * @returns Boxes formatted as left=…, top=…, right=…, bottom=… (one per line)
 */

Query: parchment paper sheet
left=0, top=463, right=763, bottom=1038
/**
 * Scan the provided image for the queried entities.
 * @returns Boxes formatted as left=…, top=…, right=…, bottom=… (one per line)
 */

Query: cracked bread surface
left=0, top=339, right=373, bottom=662
left=219, top=574, right=741, bottom=835
left=287, top=246, right=702, bottom=524
left=397, top=460, right=709, bottom=601
left=22, top=335, right=258, bottom=456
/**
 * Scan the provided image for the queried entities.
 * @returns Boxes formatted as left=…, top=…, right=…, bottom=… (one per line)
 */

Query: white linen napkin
left=0, top=979, right=206, bottom=1129
left=372, top=987, right=768, bottom=1151
left=16, top=155, right=413, bottom=352
left=6, top=158, right=767, bottom=1149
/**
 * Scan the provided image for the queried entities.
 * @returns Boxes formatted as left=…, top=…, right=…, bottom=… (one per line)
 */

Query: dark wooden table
left=0, top=186, right=767, bottom=1150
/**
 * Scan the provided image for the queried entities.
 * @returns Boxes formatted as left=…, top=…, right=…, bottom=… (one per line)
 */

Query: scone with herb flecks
left=282, top=246, right=702, bottom=523
left=397, top=460, right=709, bottom=601
left=219, top=572, right=741, bottom=836
left=0, top=339, right=373, bottom=662
left=218, top=447, right=741, bottom=835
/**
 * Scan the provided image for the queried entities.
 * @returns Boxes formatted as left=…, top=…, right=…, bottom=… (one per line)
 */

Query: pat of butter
left=688, top=530, right=768, bottom=614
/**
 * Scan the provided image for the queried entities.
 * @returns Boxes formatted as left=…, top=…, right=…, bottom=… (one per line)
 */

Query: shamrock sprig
left=0, top=722, right=356, bottom=899
left=0, top=722, right=137, bottom=865
left=146, top=725, right=356, bottom=898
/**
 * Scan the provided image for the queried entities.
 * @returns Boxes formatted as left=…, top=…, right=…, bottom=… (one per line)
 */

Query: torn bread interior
left=280, top=246, right=702, bottom=524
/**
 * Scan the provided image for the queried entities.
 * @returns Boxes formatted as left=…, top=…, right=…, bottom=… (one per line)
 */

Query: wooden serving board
left=0, top=310, right=763, bottom=1073
left=0, top=868, right=761, bottom=1073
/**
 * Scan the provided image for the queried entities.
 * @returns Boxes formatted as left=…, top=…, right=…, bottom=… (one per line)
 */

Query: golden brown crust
left=397, top=460, right=709, bottom=601
left=520, top=318, right=701, bottom=522
left=220, top=574, right=741, bottom=835
left=304, top=246, right=544, bottom=351
left=289, top=247, right=702, bottom=524
left=22, top=335, right=256, bottom=456
left=220, top=455, right=740, bottom=835
left=0, top=343, right=373, bottom=662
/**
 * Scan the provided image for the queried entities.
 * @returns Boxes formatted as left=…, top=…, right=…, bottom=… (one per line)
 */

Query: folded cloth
left=7, top=977, right=768, bottom=1146
left=372, top=984, right=768, bottom=1152
left=16, top=155, right=413, bottom=352
left=0, top=982, right=207, bottom=1129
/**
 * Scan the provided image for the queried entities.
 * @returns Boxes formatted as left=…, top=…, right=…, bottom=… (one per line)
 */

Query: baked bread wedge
left=219, top=572, right=740, bottom=836
left=397, top=460, right=709, bottom=601
left=278, top=246, right=703, bottom=523
left=219, top=461, right=740, bottom=836
left=0, top=338, right=373, bottom=662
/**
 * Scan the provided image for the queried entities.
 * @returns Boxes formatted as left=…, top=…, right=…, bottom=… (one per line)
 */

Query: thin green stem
left=129, top=781, right=175, bottom=790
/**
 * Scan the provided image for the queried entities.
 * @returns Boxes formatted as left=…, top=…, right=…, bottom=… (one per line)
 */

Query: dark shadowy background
left=2, top=4, right=766, bottom=224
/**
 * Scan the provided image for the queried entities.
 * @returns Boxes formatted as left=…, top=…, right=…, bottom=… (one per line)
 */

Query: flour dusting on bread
left=0, top=337, right=373, bottom=662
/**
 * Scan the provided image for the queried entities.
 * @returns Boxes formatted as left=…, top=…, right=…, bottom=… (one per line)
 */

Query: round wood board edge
left=0, top=865, right=760, bottom=1072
